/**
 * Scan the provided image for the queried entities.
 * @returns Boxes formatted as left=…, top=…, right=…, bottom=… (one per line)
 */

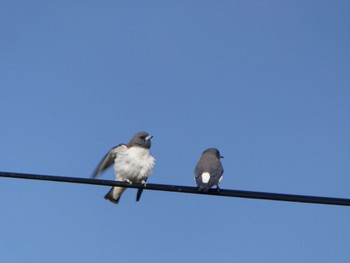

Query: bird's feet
left=141, top=180, right=147, bottom=187
left=125, top=179, right=133, bottom=185
left=216, top=186, right=221, bottom=193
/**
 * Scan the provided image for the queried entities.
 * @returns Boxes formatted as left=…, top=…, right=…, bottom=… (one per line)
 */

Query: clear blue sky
left=1, top=1, right=350, bottom=262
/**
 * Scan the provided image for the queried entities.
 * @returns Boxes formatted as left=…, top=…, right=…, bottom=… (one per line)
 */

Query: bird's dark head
left=203, top=148, right=223, bottom=159
left=128, top=131, right=153, bottom=149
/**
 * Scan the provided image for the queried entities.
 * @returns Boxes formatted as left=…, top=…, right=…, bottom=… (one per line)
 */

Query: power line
left=0, top=171, right=349, bottom=207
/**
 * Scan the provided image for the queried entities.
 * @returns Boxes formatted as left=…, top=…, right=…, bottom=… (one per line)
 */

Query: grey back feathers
left=195, top=148, right=224, bottom=192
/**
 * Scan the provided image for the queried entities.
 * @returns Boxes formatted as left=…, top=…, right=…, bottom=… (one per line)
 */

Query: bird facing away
left=92, top=131, right=155, bottom=204
left=194, top=148, right=224, bottom=192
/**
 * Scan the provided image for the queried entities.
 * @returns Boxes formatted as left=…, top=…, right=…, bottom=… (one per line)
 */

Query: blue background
left=1, top=1, right=350, bottom=262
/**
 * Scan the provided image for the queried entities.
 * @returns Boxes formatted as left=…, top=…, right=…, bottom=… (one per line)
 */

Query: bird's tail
left=104, top=187, right=126, bottom=204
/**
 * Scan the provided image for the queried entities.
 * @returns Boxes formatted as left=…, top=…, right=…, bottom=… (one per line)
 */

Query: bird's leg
left=216, top=185, right=221, bottom=193
left=141, top=180, right=147, bottom=187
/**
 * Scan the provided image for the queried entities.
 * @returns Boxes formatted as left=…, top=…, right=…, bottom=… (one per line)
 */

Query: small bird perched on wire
left=91, top=131, right=155, bottom=204
left=194, top=148, right=224, bottom=192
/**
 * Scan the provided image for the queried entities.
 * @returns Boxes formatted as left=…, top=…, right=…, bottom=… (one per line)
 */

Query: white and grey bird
left=92, top=131, right=155, bottom=204
left=194, top=148, right=224, bottom=192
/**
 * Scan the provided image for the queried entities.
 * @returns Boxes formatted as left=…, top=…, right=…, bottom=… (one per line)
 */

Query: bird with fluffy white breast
left=92, top=131, right=155, bottom=204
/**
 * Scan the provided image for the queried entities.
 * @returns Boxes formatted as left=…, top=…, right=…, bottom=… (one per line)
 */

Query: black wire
left=0, top=171, right=349, bottom=206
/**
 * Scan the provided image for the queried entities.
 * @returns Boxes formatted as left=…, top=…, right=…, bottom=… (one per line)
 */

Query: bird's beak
left=220, top=155, right=224, bottom=159
left=145, top=135, right=153, bottom=141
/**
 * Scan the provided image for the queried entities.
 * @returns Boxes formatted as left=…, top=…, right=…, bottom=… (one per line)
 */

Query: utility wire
left=0, top=171, right=349, bottom=207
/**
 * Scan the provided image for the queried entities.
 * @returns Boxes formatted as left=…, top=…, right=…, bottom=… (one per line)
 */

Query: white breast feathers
left=114, top=146, right=155, bottom=183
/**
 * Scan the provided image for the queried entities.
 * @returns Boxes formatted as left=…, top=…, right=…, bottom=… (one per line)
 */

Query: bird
left=194, top=148, right=224, bottom=192
left=91, top=131, right=155, bottom=204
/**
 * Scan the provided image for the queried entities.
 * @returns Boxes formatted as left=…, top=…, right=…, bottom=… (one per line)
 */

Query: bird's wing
left=210, top=162, right=224, bottom=182
left=91, top=144, right=127, bottom=178
left=194, top=163, right=204, bottom=179
left=136, top=178, right=147, bottom=202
